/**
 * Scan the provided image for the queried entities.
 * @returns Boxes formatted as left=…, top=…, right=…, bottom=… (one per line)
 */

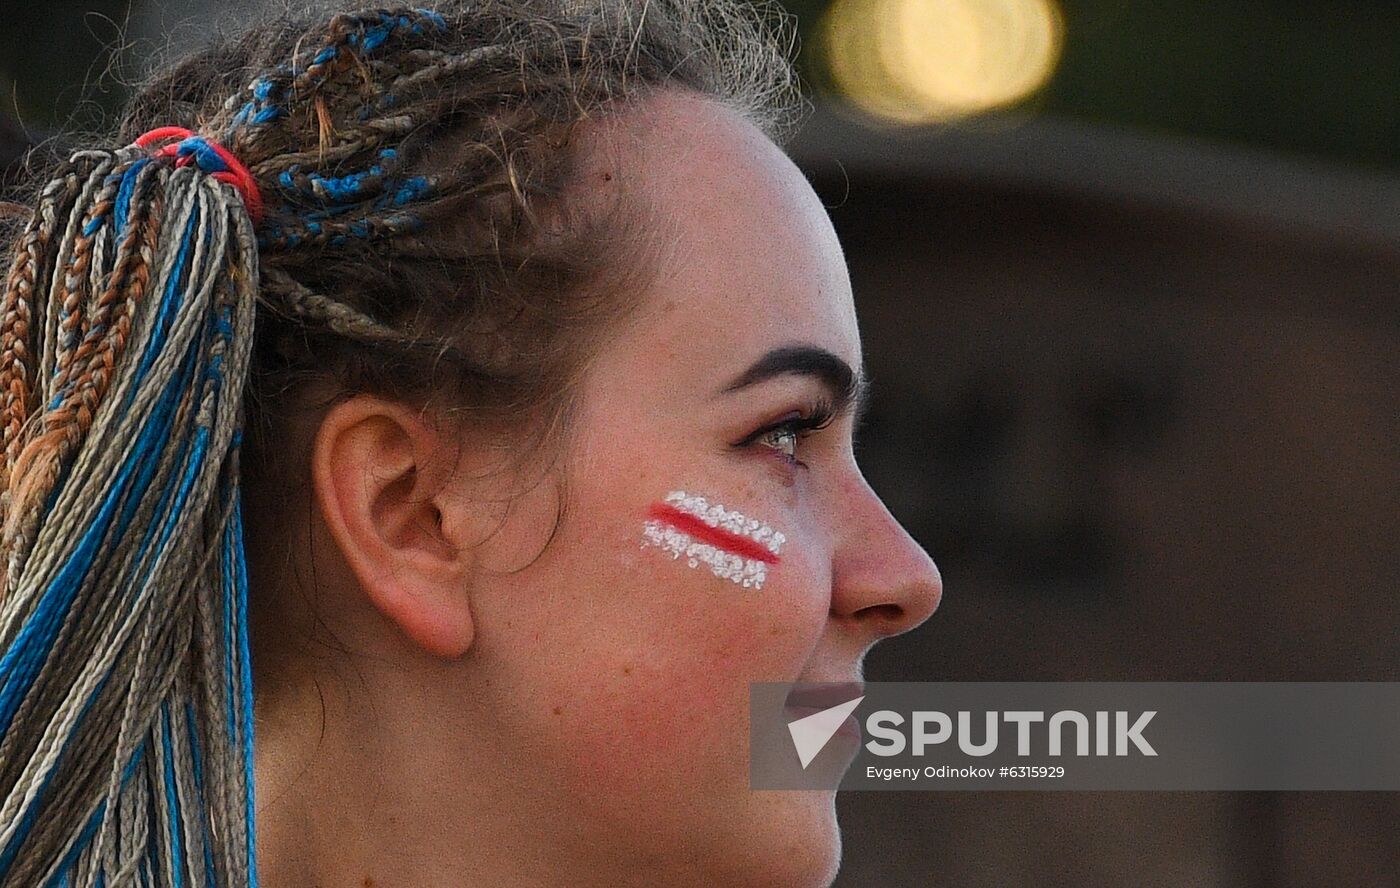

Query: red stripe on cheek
left=645, top=503, right=782, bottom=565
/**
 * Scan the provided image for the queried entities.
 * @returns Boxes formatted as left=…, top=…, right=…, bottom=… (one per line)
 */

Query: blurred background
left=3, top=1, right=1397, bottom=885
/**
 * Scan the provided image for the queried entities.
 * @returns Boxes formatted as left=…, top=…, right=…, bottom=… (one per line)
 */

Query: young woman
left=0, top=1, right=942, bottom=885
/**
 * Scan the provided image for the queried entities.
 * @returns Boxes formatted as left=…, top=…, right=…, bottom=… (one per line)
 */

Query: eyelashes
left=733, top=397, right=838, bottom=467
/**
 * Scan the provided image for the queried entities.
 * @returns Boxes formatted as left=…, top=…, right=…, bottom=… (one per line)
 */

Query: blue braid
left=275, top=147, right=432, bottom=210
left=159, top=703, right=186, bottom=888
left=233, top=486, right=257, bottom=888
left=174, top=139, right=230, bottom=176
left=113, top=159, right=150, bottom=240
left=232, top=8, right=447, bottom=132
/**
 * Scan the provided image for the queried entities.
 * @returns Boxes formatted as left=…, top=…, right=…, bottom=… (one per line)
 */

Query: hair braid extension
left=259, top=265, right=409, bottom=343
left=0, top=160, right=98, bottom=485
left=0, top=1, right=803, bottom=885
left=0, top=141, right=258, bottom=886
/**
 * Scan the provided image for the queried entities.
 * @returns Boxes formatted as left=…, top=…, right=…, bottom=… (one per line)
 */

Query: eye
left=735, top=399, right=837, bottom=469
left=757, top=425, right=800, bottom=461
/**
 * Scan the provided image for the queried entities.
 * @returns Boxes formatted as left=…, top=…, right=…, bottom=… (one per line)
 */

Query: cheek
left=490, top=470, right=825, bottom=678
left=482, top=481, right=832, bottom=814
left=593, top=493, right=826, bottom=713
left=539, top=495, right=820, bottom=670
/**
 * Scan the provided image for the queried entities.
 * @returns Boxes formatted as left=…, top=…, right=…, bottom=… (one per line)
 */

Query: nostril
left=846, top=602, right=905, bottom=625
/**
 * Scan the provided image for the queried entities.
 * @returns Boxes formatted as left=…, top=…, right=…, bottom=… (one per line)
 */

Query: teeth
left=661, top=490, right=784, bottom=556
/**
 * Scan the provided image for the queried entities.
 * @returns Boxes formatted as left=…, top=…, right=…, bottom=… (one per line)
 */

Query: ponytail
left=0, top=138, right=260, bottom=886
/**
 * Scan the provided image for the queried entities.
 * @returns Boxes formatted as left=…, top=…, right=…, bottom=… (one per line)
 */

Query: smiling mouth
left=783, top=683, right=866, bottom=741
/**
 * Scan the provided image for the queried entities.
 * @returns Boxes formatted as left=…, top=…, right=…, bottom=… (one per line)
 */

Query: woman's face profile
left=283, top=89, right=942, bottom=887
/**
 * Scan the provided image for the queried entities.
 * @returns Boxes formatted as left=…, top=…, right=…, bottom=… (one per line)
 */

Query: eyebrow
left=719, top=344, right=870, bottom=421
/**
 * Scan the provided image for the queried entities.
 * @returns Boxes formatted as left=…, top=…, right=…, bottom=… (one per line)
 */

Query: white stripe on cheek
left=639, top=490, right=787, bottom=589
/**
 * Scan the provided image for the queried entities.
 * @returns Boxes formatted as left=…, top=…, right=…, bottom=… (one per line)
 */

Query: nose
left=829, top=472, right=943, bottom=643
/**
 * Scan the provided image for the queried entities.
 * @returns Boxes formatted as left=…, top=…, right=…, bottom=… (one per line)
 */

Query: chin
left=704, top=788, right=843, bottom=888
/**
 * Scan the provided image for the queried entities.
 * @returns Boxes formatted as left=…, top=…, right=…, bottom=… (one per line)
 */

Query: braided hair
left=0, top=2, right=800, bottom=885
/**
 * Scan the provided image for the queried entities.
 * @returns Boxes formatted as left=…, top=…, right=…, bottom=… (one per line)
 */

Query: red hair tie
left=134, top=126, right=264, bottom=224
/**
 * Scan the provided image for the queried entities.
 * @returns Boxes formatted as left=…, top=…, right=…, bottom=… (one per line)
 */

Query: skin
left=250, top=89, right=942, bottom=888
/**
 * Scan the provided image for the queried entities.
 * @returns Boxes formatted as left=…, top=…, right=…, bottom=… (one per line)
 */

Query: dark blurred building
left=789, top=108, right=1400, bottom=887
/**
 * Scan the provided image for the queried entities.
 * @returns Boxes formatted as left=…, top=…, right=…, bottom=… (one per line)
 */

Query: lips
left=784, top=682, right=865, bottom=711
left=785, top=682, right=864, bottom=740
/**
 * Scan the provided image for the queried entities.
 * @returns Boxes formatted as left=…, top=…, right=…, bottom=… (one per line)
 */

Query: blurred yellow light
left=823, top=0, right=1064, bottom=124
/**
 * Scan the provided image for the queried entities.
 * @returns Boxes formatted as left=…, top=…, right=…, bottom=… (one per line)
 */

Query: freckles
left=639, top=490, right=787, bottom=589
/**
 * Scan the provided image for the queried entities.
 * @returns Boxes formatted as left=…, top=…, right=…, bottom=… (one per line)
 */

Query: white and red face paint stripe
left=641, top=490, right=786, bottom=589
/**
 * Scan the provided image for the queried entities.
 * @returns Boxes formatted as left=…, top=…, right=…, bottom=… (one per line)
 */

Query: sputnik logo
left=641, top=491, right=786, bottom=589
left=787, top=697, right=865, bottom=768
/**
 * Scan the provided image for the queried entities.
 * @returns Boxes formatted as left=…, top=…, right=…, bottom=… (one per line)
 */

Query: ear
left=309, top=395, right=476, bottom=659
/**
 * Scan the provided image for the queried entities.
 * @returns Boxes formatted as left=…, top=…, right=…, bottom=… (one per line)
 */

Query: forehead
left=580, top=91, right=861, bottom=375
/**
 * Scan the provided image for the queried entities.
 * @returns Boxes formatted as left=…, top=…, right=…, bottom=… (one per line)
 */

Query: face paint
left=641, top=490, right=786, bottom=589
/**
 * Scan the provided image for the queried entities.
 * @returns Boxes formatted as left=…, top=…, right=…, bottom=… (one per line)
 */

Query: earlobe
left=310, top=395, right=477, bottom=659
left=370, top=574, right=476, bottom=659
